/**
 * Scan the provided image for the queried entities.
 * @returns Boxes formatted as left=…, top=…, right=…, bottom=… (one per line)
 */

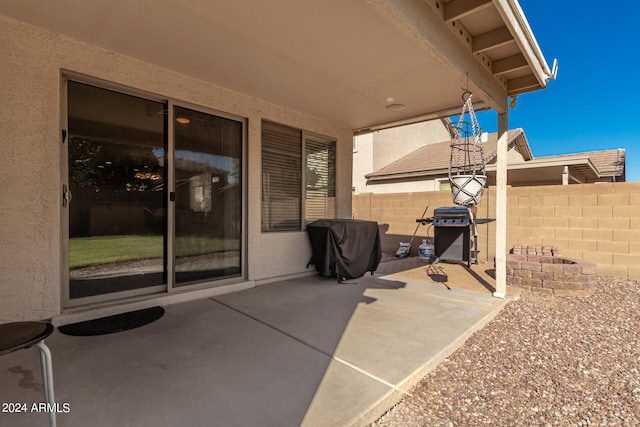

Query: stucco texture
left=0, top=15, right=352, bottom=322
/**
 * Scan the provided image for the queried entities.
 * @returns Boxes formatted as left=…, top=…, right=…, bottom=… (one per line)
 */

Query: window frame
left=437, top=178, right=452, bottom=192
left=261, top=120, right=336, bottom=232
left=62, top=73, right=248, bottom=308
left=304, top=133, right=336, bottom=225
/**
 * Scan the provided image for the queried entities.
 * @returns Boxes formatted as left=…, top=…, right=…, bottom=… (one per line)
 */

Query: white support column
left=562, top=165, right=569, bottom=185
left=494, top=110, right=508, bottom=298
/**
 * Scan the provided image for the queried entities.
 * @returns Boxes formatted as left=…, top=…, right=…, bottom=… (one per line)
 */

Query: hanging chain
left=448, top=91, right=487, bottom=207
left=468, top=96, right=481, bottom=172
left=451, top=94, right=482, bottom=174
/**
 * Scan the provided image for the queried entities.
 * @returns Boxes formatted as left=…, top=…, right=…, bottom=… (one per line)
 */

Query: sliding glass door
left=173, top=106, right=242, bottom=285
left=65, top=80, right=243, bottom=306
left=66, top=81, right=167, bottom=301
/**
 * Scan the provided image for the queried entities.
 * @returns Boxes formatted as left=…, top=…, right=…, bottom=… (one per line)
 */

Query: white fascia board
left=486, top=156, right=599, bottom=175
left=366, top=168, right=449, bottom=181
left=493, top=0, right=553, bottom=87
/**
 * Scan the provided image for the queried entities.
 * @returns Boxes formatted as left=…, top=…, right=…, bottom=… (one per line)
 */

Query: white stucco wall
left=363, top=178, right=442, bottom=194
left=506, top=148, right=526, bottom=164
left=0, top=15, right=352, bottom=322
left=371, top=120, right=450, bottom=171
left=352, top=133, right=374, bottom=194
left=352, top=120, right=450, bottom=194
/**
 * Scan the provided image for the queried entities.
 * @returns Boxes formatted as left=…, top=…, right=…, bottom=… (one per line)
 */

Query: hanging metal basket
left=448, top=92, right=486, bottom=207
left=449, top=174, right=486, bottom=206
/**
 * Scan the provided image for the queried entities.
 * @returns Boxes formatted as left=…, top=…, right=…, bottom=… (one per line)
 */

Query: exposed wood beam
left=492, top=54, right=528, bottom=76
left=507, top=74, right=539, bottom=93
left=493, top=0, right=550, bottom=90
left=368, top=0, right=508, bottom=113
left=444, top=0, right=492, bottom=23
left=473, top=26, right=513, bottom=53
left=564, top=165, right=587, bottom=184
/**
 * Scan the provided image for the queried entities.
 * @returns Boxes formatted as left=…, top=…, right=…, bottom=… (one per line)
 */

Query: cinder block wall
left=353, top=182, right=640, bottom=280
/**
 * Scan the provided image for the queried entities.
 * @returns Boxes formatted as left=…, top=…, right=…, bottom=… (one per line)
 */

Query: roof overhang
left=368, top=154, right=616, bottom=185
left=486, top=156, right=601, bottom=185
left=0, top=0, right=552, bottom=131
left=366, top=168, right=450, bottom=181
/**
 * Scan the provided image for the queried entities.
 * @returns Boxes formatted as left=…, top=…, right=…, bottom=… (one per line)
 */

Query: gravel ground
left=372, top=276, right=640, bottom=426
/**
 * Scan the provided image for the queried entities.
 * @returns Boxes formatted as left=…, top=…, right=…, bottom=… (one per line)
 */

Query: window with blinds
left=262, top=121, right=302, bottom=231
left=305, top=135, right=336, bottom=223
left=261, top=120, right=336, bottom=232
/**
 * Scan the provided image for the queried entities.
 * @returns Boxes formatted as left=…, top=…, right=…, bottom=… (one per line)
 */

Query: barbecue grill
left=432, top=206, right=477, bottom=266
left=415, top=206, right=494, bottom=266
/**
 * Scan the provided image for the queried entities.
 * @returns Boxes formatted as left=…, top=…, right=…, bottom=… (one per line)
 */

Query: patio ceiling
left=0, top=0, right=552, bottom=131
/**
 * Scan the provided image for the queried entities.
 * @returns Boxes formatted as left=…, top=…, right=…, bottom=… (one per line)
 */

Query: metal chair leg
left=34, top=341, right=56, bottom=427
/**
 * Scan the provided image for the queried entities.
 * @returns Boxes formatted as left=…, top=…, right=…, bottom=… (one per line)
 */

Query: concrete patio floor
left=0, top=260, right=517, bottom=427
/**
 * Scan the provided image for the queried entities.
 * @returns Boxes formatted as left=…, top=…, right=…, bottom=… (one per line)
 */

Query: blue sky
left=473, top=1, right=640, bottom=181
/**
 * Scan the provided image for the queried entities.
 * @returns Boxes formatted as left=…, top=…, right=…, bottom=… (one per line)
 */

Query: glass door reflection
left=173, top=106, right=242, bottom=285
left=67, top=81, right=167, bottom=300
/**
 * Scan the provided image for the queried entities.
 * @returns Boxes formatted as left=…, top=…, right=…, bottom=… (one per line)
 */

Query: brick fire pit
left=506, top=249, right=597, bottom=296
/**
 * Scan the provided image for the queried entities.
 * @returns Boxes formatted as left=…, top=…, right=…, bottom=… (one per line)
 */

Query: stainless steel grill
left=432, top=206, right=476, bottom=266
left=432, top=206, right=473, bottom=227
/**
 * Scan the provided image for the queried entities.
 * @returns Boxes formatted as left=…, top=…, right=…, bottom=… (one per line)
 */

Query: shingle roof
left=534, top=149, right=626, bottom=176
left=366, top=129, right=525, bottom=179
left=365, top=129, right=625, bottom=181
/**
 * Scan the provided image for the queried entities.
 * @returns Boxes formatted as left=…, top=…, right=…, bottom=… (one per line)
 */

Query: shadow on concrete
left=464, top=266, right=496, bottom=294
left=426, top=263, right=452, bottom=290
left=0, top=265, right=509, bottom=427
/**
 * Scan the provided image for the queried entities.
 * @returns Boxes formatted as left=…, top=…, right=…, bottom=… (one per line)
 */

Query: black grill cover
left=307, top=219, right=382, bottom=281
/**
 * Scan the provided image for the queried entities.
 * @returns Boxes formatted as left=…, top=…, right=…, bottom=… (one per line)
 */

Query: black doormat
left=58, top=306, right=165, bottom=336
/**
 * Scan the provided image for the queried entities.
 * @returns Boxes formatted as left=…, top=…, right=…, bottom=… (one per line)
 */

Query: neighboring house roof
left=487, top=148, right=626, bottom=184
left=366, top=129, right=626, bottom=185
left=366, top=129, right=529, bottom=180
left=534, top=149, right=626, bottom=178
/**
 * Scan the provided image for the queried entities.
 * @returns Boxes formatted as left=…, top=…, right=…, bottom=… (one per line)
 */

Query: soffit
left=0, top=0, right=551, bottom=131
left=486, top=157, right=601, bottom=184
left=534, top=149, right=626, bottom=176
